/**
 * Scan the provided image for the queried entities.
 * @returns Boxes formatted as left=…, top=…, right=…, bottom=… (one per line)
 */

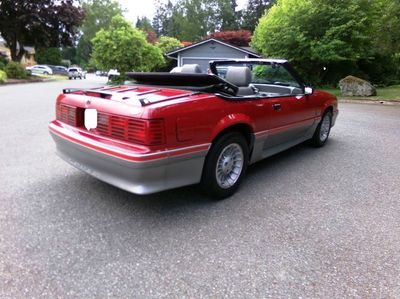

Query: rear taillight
left=56, top=103, right=83, bottom=127
left=96, top=113, right=165, bottom=146
left=55, top=102, right=165, bottom=146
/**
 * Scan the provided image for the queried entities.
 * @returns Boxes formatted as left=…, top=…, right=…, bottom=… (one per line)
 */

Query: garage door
left=181, top=58, right=210, bottom=73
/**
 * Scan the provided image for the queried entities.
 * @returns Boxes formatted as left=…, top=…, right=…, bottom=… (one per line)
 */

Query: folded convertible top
left=126, top=72, right=238, bottom=94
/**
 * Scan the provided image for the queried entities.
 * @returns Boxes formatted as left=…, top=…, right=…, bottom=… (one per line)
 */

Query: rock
left=339, top=75, right=377, bottom=97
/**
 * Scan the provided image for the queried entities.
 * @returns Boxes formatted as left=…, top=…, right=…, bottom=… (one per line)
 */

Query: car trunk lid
left=64, top=85, right=196, bottom=107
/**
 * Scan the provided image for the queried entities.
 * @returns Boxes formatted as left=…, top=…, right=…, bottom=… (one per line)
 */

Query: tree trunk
left=16, top=45, right=25, bottom=62
left=5, top=32, right=23, bottom=63
left=8, top=39, right=25, bottom=62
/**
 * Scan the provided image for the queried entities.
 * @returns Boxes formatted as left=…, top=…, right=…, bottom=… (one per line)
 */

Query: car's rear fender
left=209, top=114, right=255, bottom=157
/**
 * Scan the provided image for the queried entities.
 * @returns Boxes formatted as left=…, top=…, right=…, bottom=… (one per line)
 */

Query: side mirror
left=304, top=87, right=313, bottom=95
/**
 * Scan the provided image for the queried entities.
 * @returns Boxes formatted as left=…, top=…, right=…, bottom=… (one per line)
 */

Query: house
left=0, top=36, right=36, bottom=66
left=166, top=38, right=262, bottom=73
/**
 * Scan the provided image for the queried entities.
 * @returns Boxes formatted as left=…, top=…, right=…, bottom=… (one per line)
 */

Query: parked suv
left=68, top=67, right=85, bottom=80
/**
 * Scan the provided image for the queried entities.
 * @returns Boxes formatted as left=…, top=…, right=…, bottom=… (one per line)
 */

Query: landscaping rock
left=339, top=75, right=377, bottom=97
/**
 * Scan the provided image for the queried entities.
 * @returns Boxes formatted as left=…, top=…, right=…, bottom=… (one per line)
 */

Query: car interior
left=176, top=63, right=304, bottom=97
left=126, top=60, right=307, bottom=99
left=214, top=63, right=304, bottom=97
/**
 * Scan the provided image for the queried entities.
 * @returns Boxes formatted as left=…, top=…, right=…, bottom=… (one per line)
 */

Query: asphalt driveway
left=1, top=78, right=400, bottom=298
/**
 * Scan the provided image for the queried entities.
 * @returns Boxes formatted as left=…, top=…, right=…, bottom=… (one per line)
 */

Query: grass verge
left=321, top=85, right=400, bottom=101
left=33, top=74, right=68, bottom=81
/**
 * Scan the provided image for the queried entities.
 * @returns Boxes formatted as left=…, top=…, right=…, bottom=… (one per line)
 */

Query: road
left=1, top=76, right=400, bottom=298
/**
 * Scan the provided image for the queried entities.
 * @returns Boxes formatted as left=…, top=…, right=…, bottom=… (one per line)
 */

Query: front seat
left=181, top=64, right=203, bottom=73
left=225, top=66, right=254, bottom=96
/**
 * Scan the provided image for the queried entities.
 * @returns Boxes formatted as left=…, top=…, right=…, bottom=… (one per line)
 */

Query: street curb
left=338, top=99, right=400, bottom=106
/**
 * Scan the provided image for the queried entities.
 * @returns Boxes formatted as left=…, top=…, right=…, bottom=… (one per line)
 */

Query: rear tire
left=201, top=132, right=249, bottom=198
left=310, top=111, right=332, bottom=147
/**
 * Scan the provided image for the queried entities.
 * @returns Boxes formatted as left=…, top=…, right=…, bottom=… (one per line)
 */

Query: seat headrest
left=225, top=66, right=252, bottom=87
left=181, top=64, right=202, bottom=73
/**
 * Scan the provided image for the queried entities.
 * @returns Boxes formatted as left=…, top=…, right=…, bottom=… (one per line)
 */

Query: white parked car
left=26, top=65, right=53, bottom=75
left=107, top=69, right=120, bottom=79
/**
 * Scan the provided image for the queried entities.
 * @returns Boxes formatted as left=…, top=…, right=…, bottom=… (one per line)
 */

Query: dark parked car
left=47, top=65, right=68, bottom=76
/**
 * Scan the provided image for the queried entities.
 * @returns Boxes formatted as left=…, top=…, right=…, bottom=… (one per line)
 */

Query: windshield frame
left=209, top=59, right=306, bottom=92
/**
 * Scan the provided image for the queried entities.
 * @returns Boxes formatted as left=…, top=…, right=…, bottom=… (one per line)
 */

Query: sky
left=118, top=0, right=248, bottom=23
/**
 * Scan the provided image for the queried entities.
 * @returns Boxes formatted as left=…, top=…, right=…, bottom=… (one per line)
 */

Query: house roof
left=166, top=38, right=261, bottom=59
left=0, top=35, right=35, bottom=54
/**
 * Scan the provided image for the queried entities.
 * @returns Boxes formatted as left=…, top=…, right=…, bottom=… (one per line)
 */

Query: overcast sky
left=117, top=0, right=248, bottom=23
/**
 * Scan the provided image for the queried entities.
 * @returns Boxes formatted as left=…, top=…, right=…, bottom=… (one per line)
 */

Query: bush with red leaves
left=205, top=30, right=252, bottom=47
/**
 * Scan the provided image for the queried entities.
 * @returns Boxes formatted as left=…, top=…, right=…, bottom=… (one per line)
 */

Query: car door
left=262, top=94, right=315, bottom=149
left=251, top=63, right=316, bottom=149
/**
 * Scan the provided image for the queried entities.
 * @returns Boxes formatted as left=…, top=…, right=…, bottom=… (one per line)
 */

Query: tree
left=156, top=36, right=183, bottom=54
left=155, top=36, right=183, bottom=71
left=152, top=0, right=240, bottom=41
left=252, top=0, right=400, bottom=85
left=152, top=0, right=174, bottom=36
left=172, top=0, right=211, bottom=41
left=91, top=16, right=165, bottom=74
left=36, top=48, right=62, bottom=65
left=136, top=17, right=158, bottom=44
left=77, top=0, right=123, bottom=65
left=0, top=0, right=84, bottom=62
left=370, top=0, right=400, bottom=55
left=216, top=0, right=238, bottom=31
left=61, top=47, right=78, bottom=65
left=242, top=0, right=276, bottom=32
left=206, top=30, right=252, bottom=46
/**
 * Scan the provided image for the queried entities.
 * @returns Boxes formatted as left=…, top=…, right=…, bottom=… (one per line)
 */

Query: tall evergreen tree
left=218, top=0, right=238, bottom=30
left=152, top=0, right=240, bottom=41
left=242, top=0, right=276, bottom=32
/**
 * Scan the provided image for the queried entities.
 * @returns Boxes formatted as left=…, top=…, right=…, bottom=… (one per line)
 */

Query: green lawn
left=34, top=74, right=68, bottom=81
left=320, top=85, right=400, bottom=101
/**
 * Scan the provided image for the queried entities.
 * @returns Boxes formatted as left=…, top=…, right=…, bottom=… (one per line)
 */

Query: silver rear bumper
left=49, top=130, right=209, bottom=195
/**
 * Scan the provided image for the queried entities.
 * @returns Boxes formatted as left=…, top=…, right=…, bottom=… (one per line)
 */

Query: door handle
left=272, top=103, right=282, bottom=111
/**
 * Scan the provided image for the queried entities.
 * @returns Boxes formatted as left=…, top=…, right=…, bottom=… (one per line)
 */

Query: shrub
left=0, top=56, right=8, bottom=70
left=5, top=61, right=28, bottom=79
left=36, top=48, right=62, bottom=65
left=0, top=70, right=7, bottom=83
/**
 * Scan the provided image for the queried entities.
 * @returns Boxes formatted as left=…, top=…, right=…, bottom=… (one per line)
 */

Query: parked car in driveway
left=26, top=65, right=53, bottom=75
left=107, top=69, right=120, bottom=80
left=95, top=70, right=107, bottom=76
left=68, top=67, right=85, bottom=80
left=49, top=59, right=338, bottom=198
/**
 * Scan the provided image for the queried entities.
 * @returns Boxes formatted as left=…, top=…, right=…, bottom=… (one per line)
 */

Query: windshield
left=213, top=61, right=301, bottom=88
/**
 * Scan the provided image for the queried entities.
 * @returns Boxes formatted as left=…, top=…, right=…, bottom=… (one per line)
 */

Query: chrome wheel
left=319, top=114, right=331, bottom=142
left=215, top=143, right=244, bottom=189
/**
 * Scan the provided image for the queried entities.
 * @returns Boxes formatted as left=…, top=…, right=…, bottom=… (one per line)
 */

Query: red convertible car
left=49, top=59, right=338, bottom=198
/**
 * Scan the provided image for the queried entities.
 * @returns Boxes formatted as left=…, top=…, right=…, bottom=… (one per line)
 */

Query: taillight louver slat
left=56, top=104, right=83, bottom=127
left=56, top=103, right=164, bottom=145
left=95, top=112, right=164, bottom=146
